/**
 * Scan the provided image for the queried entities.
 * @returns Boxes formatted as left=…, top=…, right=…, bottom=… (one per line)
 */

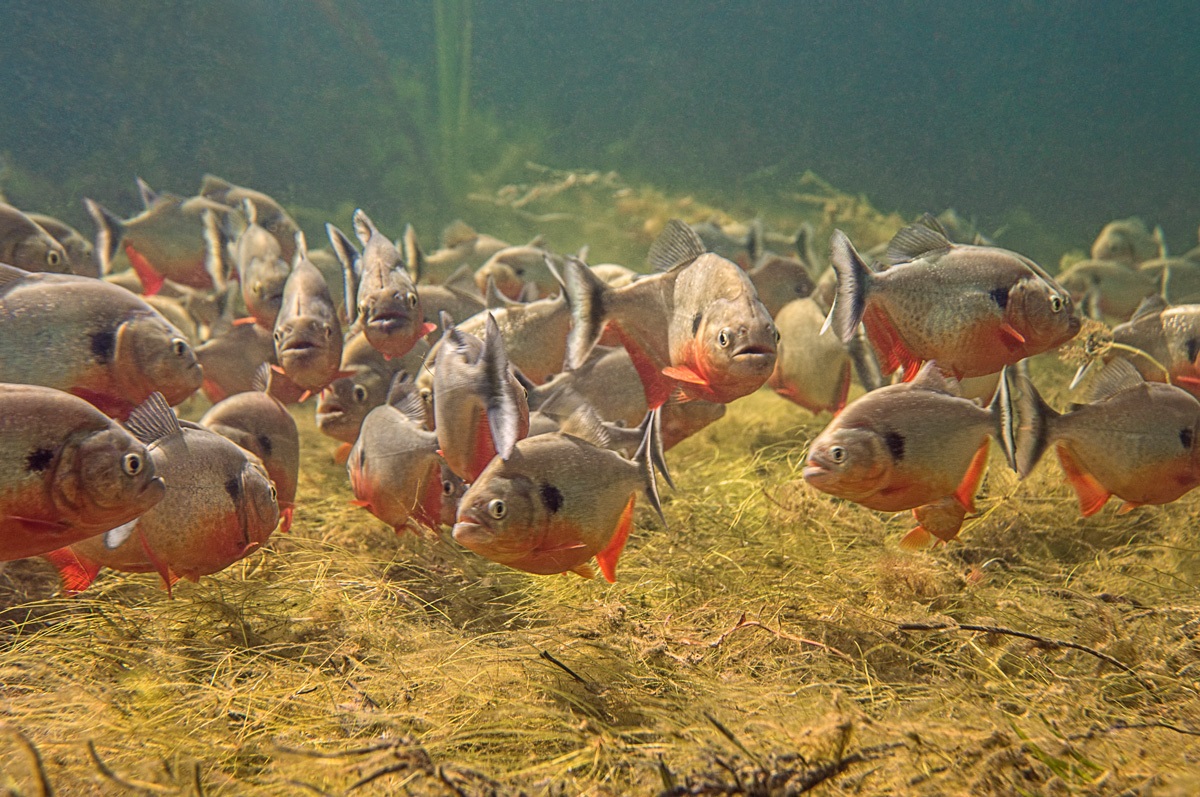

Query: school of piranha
left=4, top=174, right=1200, bottom=593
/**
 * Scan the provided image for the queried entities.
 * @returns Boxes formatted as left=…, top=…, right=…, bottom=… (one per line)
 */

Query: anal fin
left=1055, top=444, right=1111, bottom=516
left=125, top=245, right=165, bottom=296
left=953, top=441, right=991, bottom=513
left=596, top=495, right=636, bottom=583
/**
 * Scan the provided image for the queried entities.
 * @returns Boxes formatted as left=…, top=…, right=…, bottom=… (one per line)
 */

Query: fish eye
left=717, top=329, right=732, bottom=348
left=487, top=499, right=507, bottom=519
left=353, top=385, right=368, bottom=402
left=269, top=484, right=278, bottom=502
left=407, top=293, right=419, bottom=309
left=1050, top=295, right=1064, bottom=313
left=273, top=329, right=283, bottom=342
left=773, top=327, right=781, bottom=343
left=171, top=338, right=188, bottom=356
left=830, top=446, right=847, bottom=464
left=122, top=452, right=143, bottom=476
left=442, top=479, right=455, bottom=496
left=514, top=267, right=525, bottom=277
left=47, top=250, right=62, bottom=267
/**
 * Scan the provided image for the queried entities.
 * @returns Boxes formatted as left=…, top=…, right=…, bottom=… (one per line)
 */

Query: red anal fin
left=596, top=495, right=636, bottom=583
left=613, top=324, right=674, bottom=409
left=279, top=505, right=294, bottom=534
left=232, top=316, right=259, bottom=327
left=1117, top=501, right=1142, bottom=515
left=954, top=441, right=991, bottom=513
left=899, top=524, right=934, bottom=550
left=832, top=361, right=852, bottom=414
left=862, top=305, right=922, bottom=379
left=349, top=499, right=372, bottom=508
left=43, top=548, right=102, bottom=595
left=125, top=245, right=165, bottom=297
left=413, top=463, right=445, bottom=532
left=138, top=529, right=178, bottom=596
left=1055, top=444, right=1111, bottom=516
left=333, top=442, right=353, bottom=465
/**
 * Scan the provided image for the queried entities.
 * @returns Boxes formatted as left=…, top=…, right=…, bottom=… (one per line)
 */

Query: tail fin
left=993, top=364, right=1059, bottom=478
left=562, top=255, right=614, bottom=370
left=83, top=198, right=125, bottom=276
left=201, top=208, right=230, bottom=291
left=824, top=230, right=874, bottom=343
left=633, top=407, right=670, bottom=526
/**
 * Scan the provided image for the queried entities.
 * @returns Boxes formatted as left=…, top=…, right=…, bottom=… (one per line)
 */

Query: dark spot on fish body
left=883, top=431, right=906, bottom=461
left=26, top=447, right=54, bottom=472
left=256, top=434, right=274, bottom=457
left=989, top=287, right=1009, bottom=309
left=90, top=329, right=117, bottom=363
left=1187, top=338, right=1200, bottom=364
left=691, top=313, right=702, bottom=336
left=1181, top=428, right=1193, bottom=450
left=225, top=476, right=242, bottom=503
left=539, top=482, right=564, bottom=513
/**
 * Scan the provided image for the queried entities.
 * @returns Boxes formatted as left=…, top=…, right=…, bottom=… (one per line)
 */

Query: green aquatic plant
left=433, top=0, right=473, bottom=205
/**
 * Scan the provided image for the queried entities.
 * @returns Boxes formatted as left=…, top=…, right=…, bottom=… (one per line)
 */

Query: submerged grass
left=4, top=177, right=1200, bottom=795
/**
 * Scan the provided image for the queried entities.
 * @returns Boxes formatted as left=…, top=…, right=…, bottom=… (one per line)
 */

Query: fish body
left=0, top=202, right=70, bottom=274
left=827, top=223, right=1080, bottom=378
left=199, top=174, right=299, bottom=260
left=1056, top=259, right=1155, bottom=320
left=85, top=188, right=232, bottom=292
left=474, top=245, right=563, bottom=299
left=330, top=211, right=434, bottom=359
left=417, top=282, right=485, bottom=330
left=452, top=409, right=667, bottom=581
left=26, top=212, right=96, bottom=276
left=769, top=297, right=853, bottom=415
left=316, top=332, right=428, bottom=444
left=433, top=314, right=531, bottom=482
left=0, top=265, right=202, bottom=418
left=273, top=234, right=344, bottom=393
left=748, top=253, right=815, bottom=317
left=564, top=220, right=778, bottom=407
left=2, top=385, right=163, bottom=561
left=803, top=362, right=1008, bottom=547
left=200, top=381, right=299, bottom=533
left=347, top=378, right=446, bottom=532
left=230, top=200, right=291, bottom=328
left=421, top=221, right=509, bottom=284
left=1105, top=297, right=1200, bottom=393
left=1139, top=258, right=1200, bottom=305
left=195, top=322, right=276, bottom=403
left=1011, top=359, right=1200, bottom=515
left=1091, top=217, right=1164, bottom=266
left=49, top=397, right=278, bottom=592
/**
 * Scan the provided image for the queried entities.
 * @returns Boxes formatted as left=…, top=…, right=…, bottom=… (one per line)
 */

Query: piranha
left=473, top=240, right=565, bottom=300
left=273, top=231, right=347, bottom=397
left=0, top=202, right=71, bottom=274
left=452, top=407, right=670, bottom=582
left=1009, top=358, right=1200, bottom=516
left=0, top=264, right=202, bottom=418
left=769, top=297, right=857, bottom=415
left=199, top=174, right=300, bottom=260
left=2, top=385, right=164, bottom=561
left=421, top=220, right=511, bottom=284
left=209, top=198, right=291, bottom=329
left=1071, top=295, right=1200, bottom=397
left=316, top=332, right=429, bottom=453
left=1091, top=217, right=1165, bottom=267
left=46, top=394, right=279, bottom=594
left=1055, top=258, right=1156, bottom=321
left=27, top=212, right=99, bottom=277
left=802, top=361, right=1016, bottom=549
left=563, top=219, right=778, bottom=408
left=433, top=313, right=531, bottom=482
left=84, top=179, right=234, bottom=294
left=825, top=218, right=1080, bottom=379
left=347, top=373, right=449, bottom=533
left=328, top=210, right=435, bottom=360
left=195, top=321, right=277, bottom=403
left=200, top=367, right=300, bottom=534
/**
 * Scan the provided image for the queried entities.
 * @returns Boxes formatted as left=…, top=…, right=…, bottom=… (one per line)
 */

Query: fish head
left=273, top=316, right=342, bottom=388
left=695, top=295, right=779, bottom=396
left=1008, top=276, right=1081, bottom=349
left=359, top=285, right=424, bottom=356
left=240, top=457, right=281, bottom=546
left=474, top=260, right=526, bottom=300
left=56, top=426, right=165, bottom=524
left=315, top=368, right=387, bottom=442
left=438, top=465, right=468, bottom=527
left=802, top=426, right=893, bottom=501
left=452, top=470, right=545, bottom=566
left=115, top=314, right=204, bottom=405
left=243, top=255, right=290, bottom=325
left=749, top=256, right=815, bottom=317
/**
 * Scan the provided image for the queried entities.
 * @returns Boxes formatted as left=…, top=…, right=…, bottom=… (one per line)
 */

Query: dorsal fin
left=251, top=363, right=271, bottom=393
left=135, top=176, right=159, bottom=209
left=648, top=219, right=706, bottom=272
left=199, top=174, right=234, bottom=198
left=484, top=276, right=514, bottom=310
left=908, top=361, right=960, bottom=395
left=1081, top=358, right=1144, bottom=404
left=443, top=263, right=475, bottom=289
left=442, top=219, right=476, bottom=248
left=1130, top=293, right=1169, bottom=321
left=292, top=230, right=308, bottom=266
left=887, top=219, right=954, bottom=264
left=326, top=222, right=360, bottom=324
left=0, top=262, right=29, bottom=290
left=352, top=209, right=378, bottom=248
left=402, top=223, right=423, bottom=283
left=241, top=197, right=257, bottom=227
left=385, top=371, right=426, bottom=423
left=125, top=392, right=183, bottom=444
left=558, top=404, right=612, bottom=449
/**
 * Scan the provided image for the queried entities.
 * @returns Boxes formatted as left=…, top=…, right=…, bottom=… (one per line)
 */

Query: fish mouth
left=451, top=520, right=488, bottom=548
left=366, top=312, right=414, bottom=334
left=734, top=343, right=775, bottom=357
left=282, top=339, right=319, bottom=353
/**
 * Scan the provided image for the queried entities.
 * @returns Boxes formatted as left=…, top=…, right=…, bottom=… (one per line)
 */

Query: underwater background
left=2, top=0, right=1198, bottom=263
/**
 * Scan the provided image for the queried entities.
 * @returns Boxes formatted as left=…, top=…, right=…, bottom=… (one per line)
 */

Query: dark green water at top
left=1, top=1, right=1197, bottom=261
